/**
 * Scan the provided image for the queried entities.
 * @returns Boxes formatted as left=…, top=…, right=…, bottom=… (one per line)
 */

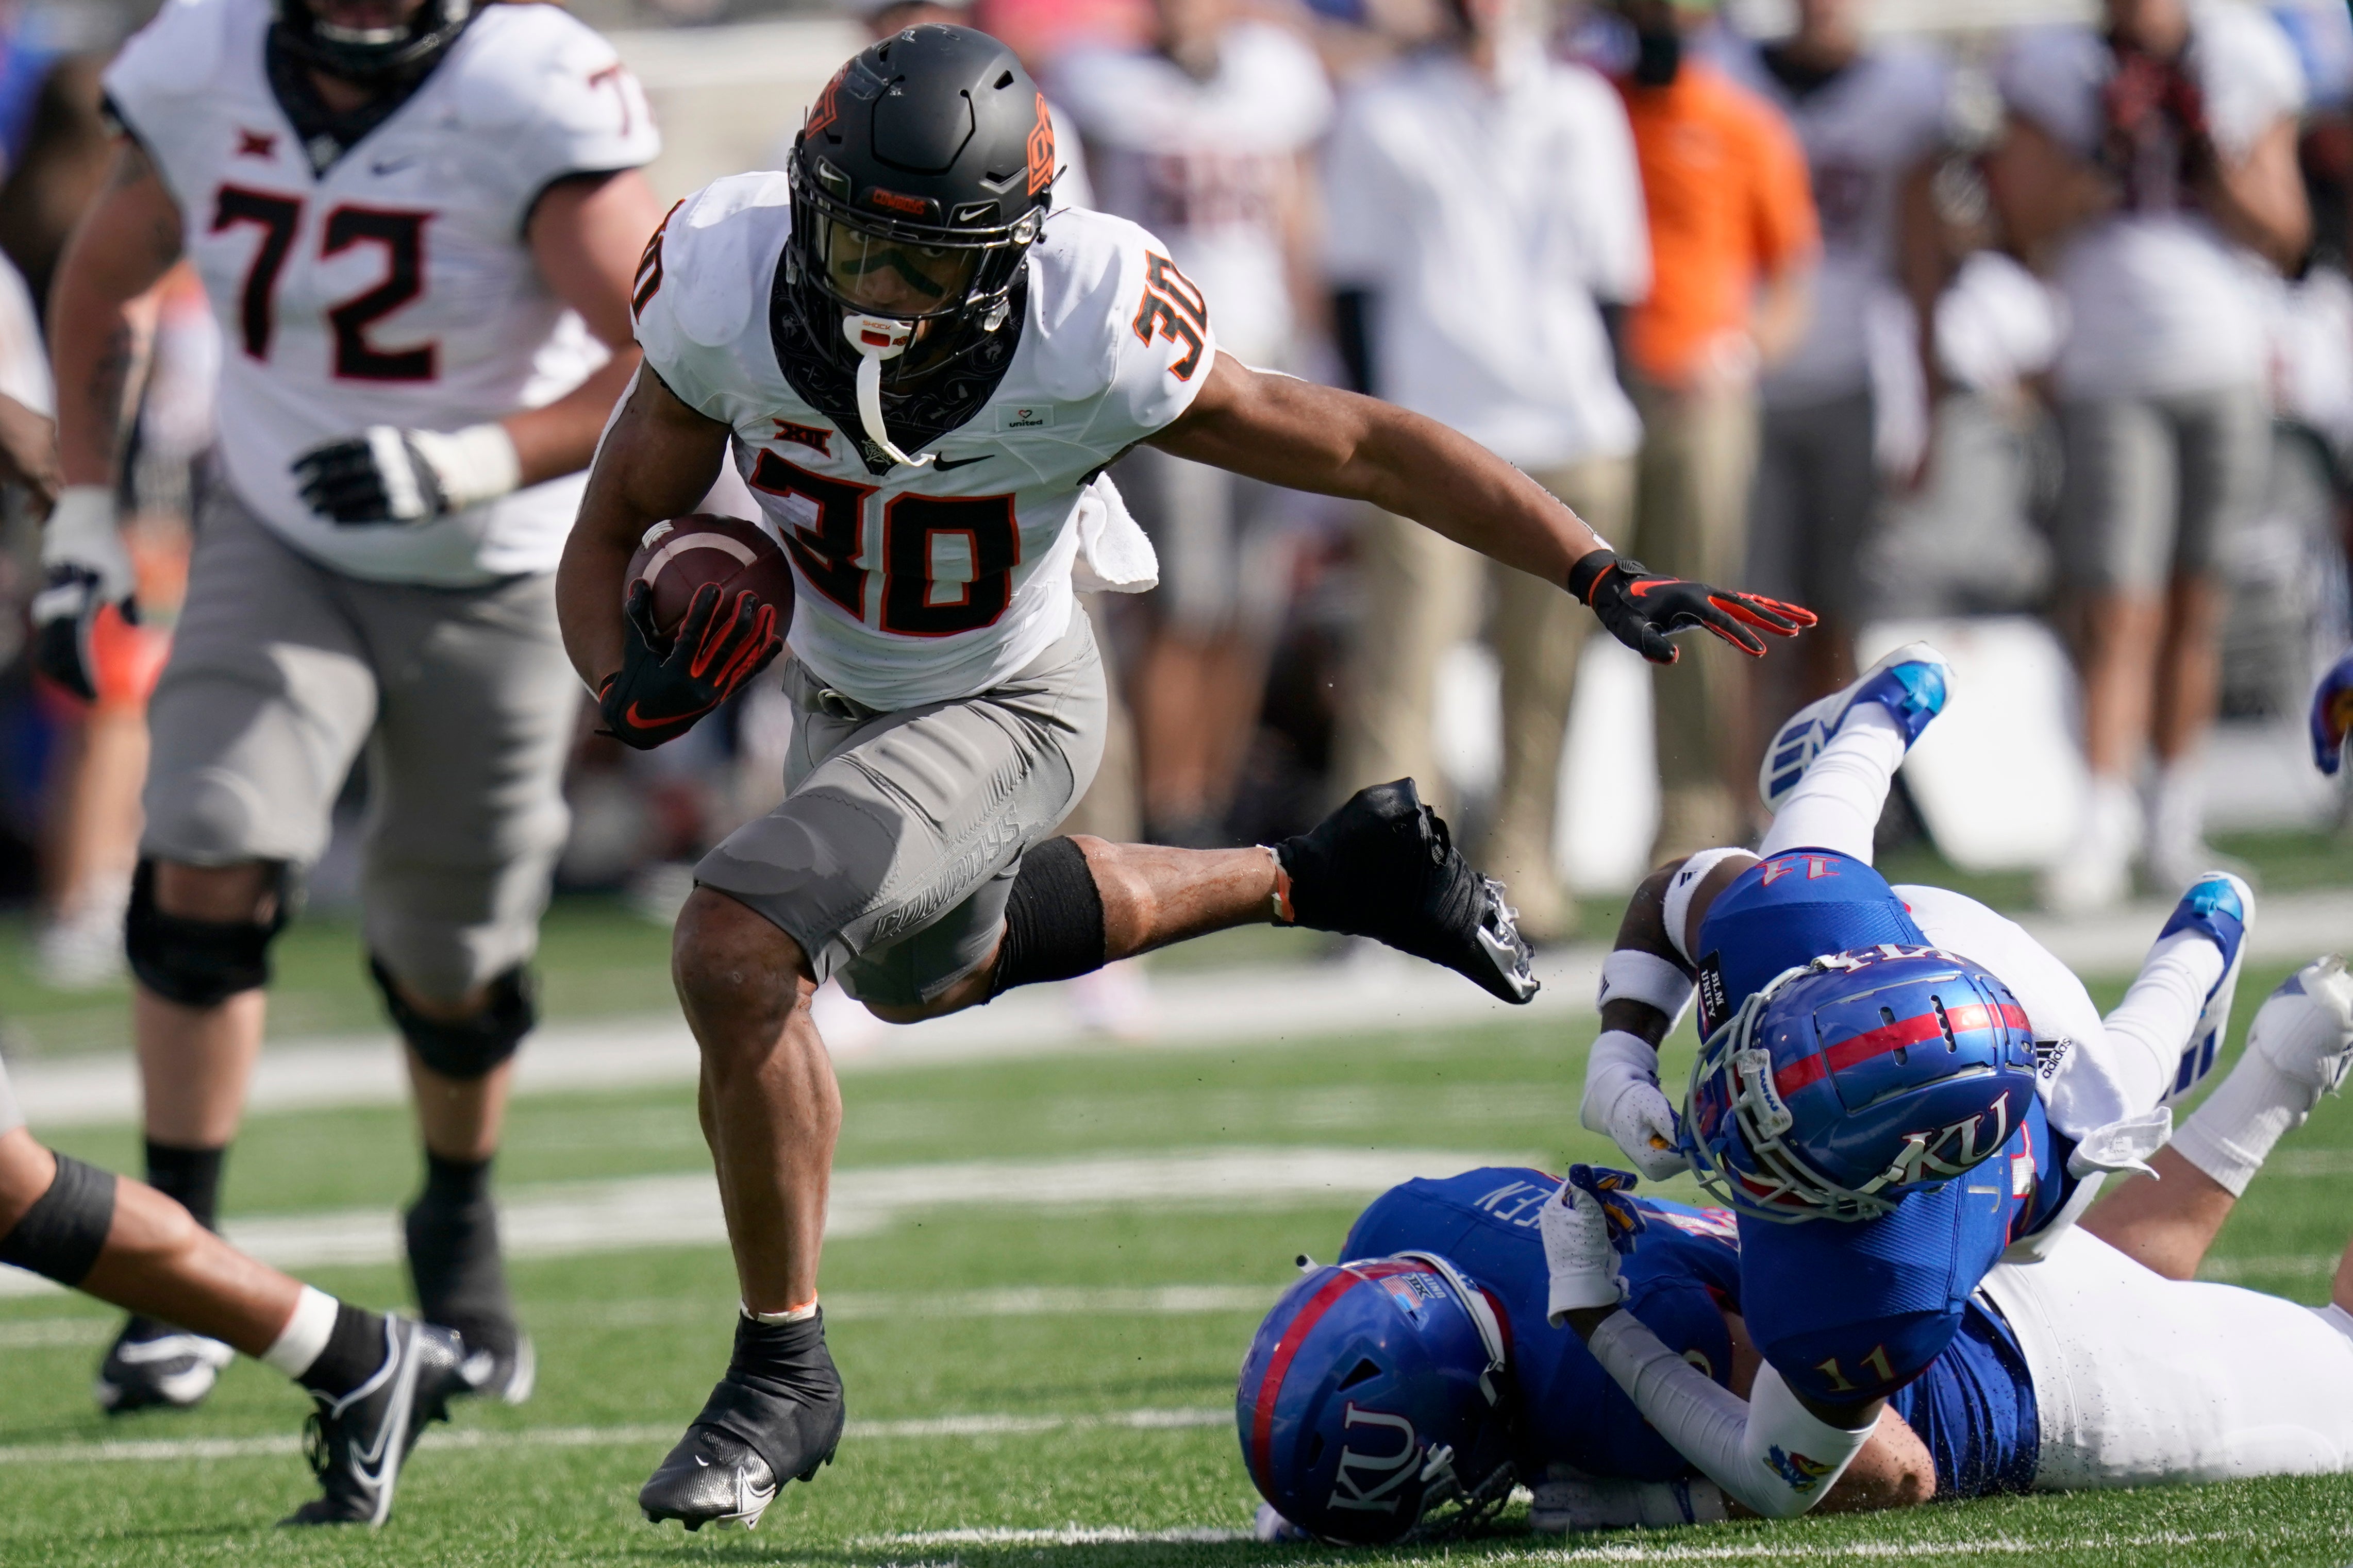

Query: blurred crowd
left=4, top=0, right=2353, bottom=996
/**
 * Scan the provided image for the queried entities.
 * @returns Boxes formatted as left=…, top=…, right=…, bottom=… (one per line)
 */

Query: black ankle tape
left=0, top=1153, right=116, bottom=1287
left=989, top=836, right=1107, bottom=998
left=696, top=1311, right=845, bottom=1480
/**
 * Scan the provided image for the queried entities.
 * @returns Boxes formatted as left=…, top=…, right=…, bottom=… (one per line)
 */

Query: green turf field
left=2, top=951, right=2352, bottom=1565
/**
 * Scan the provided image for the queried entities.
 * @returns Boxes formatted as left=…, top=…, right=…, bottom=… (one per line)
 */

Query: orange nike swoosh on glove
left=625, top=696, right=721, bottom=729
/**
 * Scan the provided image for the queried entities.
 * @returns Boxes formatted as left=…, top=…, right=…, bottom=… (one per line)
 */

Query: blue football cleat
left=1758, top=642, right=1954, bottom=816
left=2156, top=871, right=2254, bottom=1103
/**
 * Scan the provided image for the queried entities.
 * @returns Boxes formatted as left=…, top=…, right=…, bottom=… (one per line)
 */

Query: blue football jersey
left=1339, top=1168, right=2040, bottom=1499
left=1343, top=1169, right=1739, bottom=1482
left=1694, top=847, right=2074, bottom=1404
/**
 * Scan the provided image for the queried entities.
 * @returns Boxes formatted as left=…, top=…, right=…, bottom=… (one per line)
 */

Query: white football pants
left=1980, top=1227, right=2353, bottom=1489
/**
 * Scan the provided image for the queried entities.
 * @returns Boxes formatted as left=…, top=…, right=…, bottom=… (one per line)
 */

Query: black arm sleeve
left=1598, top=301, right=1636, bottom=395
left=1331, top=288, right=1377, bottom=398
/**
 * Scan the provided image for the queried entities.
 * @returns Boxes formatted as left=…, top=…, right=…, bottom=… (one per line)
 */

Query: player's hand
left=1542, top=1165, right=1641, bottom=1323
left=0, top=390, right=59, bottom=511
left=291, top=424, right=521, bottom=525
left=2310, top=649, right=2353, bottom=774
left=1580, top=1027, right=1689, bottom=1180
left=31, top=486, right=137, bottom=701
left=597, top=579, right=782, bottom=750
left=1567, top=549, right=1814, bottom=665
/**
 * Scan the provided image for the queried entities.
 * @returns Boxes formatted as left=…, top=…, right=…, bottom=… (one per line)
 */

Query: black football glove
left=1567, top=549, right=1814, bottom=665
left=32, top=486, right=138, bottom=702
left=597, top=579, right=782, bottom=750
left=291, top=424, right=520, bottom=525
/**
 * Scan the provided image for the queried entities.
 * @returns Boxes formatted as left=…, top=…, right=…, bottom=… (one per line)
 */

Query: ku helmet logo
left=1326, top=1404, right=1419, bottom=1514
left=1872, top=1091, right=2014, bottom=1192
left=1766, top=1445, right=1835, bottom=1493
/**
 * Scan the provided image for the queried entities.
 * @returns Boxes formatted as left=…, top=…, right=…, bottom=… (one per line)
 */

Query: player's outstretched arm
left=1148, top=352, right=1813, bottom=664
left=1543, top=1174, right=1900, bottom=1519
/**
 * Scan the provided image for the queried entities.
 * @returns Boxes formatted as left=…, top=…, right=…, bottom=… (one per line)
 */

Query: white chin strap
left=842, top=314, right=935, bottom=469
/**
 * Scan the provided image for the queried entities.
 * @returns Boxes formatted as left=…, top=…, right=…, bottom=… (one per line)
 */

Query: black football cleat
left=94, top=1315, right=235, bottom=1414
left=405, top=1190, right=533, bottom=1405
left=641, top=1311, right=845, bottom=1531
left=281, top=1317, right=468, bottom=1527
left=1274, top=779, right=1539, bottom=1004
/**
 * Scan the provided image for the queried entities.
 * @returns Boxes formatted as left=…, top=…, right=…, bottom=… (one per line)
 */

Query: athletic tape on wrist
left=1661, top=848, right=1753, bottom=966
left=1599, top=949, right=1695, bottom=1022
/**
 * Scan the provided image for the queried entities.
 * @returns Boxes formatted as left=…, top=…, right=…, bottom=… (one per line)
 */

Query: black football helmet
left=272, top=0, right=476, bottom=83
left=784, top=26, right=1054, bottom=375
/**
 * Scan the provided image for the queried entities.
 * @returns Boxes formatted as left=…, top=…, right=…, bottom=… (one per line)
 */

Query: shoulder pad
left=647, top=175, right=793, bottom=351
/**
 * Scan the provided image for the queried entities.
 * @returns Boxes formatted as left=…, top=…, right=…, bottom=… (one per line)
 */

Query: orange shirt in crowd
left=1617, top=60, right=1818, bottom=387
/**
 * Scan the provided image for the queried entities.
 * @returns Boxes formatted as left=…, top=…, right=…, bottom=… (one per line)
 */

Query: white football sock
left=2146, top=755, right=2207, bottom=863
left=2172, top=1054, right=2310, bottom=1197
left=2092, top=932, right=2225, bottom=1122
left=2172, top=977, right=2347, bottom=1196
left=261, top=1285, right=340, bottom=1377
left=1759, top=706, right=1905, bottom=863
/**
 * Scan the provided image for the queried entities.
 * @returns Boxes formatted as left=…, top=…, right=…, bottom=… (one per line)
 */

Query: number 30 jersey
left=632, top=175, right=1216, bottom=711
left=103, top=0, right=659, bottom=586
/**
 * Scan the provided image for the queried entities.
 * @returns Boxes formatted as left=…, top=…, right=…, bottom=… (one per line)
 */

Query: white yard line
left=0, top=1406, right=1231, bottom=1469
left=866, top=1526, right=1251, bottom=1546
left=0, top=1147, right=1516, bottom=1296
left=0, top=1286, right=1286, bottom=1349
left=1452, top=1530, right=2353, bottom=1563
left=21, top=888, right=2347, bottom=1131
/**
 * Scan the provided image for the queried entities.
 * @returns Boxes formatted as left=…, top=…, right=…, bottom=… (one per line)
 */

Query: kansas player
left=1573, top=640, right=2269, bottom=1509
left=39, top=0, right=662, bottom=1411
left=1245, top=1034, right=2353, bottom=1545
left=560, top=22, right=1810, bottom=1532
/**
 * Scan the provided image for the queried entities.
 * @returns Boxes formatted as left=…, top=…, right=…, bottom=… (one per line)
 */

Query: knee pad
left=370, top=957, right=537, bottom=1080
left=0, top=1153, right=116, bottom=1288
left=990, top=837, right=1107, bottom=998
left=125, top=860, right=288, bottom=1007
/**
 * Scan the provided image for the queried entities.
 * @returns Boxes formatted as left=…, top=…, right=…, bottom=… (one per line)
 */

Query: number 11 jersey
left=632, top=175, right=1217, bottom=711
left=103, top=0, right=660, bottom=586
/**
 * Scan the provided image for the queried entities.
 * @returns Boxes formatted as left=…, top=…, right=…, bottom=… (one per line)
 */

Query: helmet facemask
left=272, top=0, right=475, bottom=82
left=1683, top=949, right=2037, bottom=1224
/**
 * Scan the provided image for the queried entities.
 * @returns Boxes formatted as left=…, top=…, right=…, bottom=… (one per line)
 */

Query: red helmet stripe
left=1248, top=1261, right=1427, bottom=1493
left=1774, top=1002, right=2031, bottom=1096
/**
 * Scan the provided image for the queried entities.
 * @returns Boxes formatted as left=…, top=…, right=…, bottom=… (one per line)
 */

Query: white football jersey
left=1051, top=23, right=1331, bottom=366
left=103, top=0, right=660, bottom=586
left=633, top=178, right=1215, bottom=711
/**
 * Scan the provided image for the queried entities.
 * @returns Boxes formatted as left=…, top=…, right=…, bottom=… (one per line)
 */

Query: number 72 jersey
left=102, top=0, right=659, bottom=587
left=632, top=175, right=1216, bottom=712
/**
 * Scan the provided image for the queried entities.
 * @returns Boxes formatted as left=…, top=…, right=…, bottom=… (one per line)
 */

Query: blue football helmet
left=1683, top=947, right=2041, bottom=1223
left=1236, top=1252, right=1514, bottom=1544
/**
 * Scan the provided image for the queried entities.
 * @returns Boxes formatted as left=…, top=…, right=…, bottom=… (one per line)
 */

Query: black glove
left=32, top=486, right=138, bottom=701
left=597, top=579, right=783, bottom=750
left=1567, top=549, right=1814, bottom=665
left=292, top=428, right=448, bottom=524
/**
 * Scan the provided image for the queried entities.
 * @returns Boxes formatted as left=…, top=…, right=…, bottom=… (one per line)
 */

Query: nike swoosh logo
left=625, top=697, right=720, bottom=729
left=371, top=156, right=418, bottom=176
left=931, top=453, right=989, bottom=471
left=1626, top=579, right=1667, bottom=597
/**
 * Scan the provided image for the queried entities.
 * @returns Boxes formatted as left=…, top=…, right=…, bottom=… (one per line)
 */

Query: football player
left=560, top=24, right=1810, bottom=1531
left=1244, top=981, right=2353, bottom=1546
left=38, top=0, right=662, bottom=1412
left=0, top=1052, right=470, bottom=1526
left=1566, top=639, right=2353, bottom=1518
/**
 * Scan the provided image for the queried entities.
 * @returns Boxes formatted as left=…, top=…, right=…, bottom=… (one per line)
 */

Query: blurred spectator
left=1714, top=0, right=1948, bottom=731
left=1054, top=0, right=1331, bottom=846
left=1991, top=0, right=2310, bottom=910
left=1591, top=0, right=1816, bottom=860
left=1322, top=0, right=1647, bottom=942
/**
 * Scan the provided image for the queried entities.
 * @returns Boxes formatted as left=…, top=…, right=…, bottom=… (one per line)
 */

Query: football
left=624, top=513, right=796, bottom=644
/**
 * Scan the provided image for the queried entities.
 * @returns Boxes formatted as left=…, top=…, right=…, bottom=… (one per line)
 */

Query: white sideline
left=0, top=1406, right=1232, bottom=1469
left=0, top=1146, right=1518, bottom=1295
left=0, top=1285, right=1285, bottom=1347
left=1455, top=1530, right=2353, bottom=1563
left=19, top=887, right=2350, bottom=1131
